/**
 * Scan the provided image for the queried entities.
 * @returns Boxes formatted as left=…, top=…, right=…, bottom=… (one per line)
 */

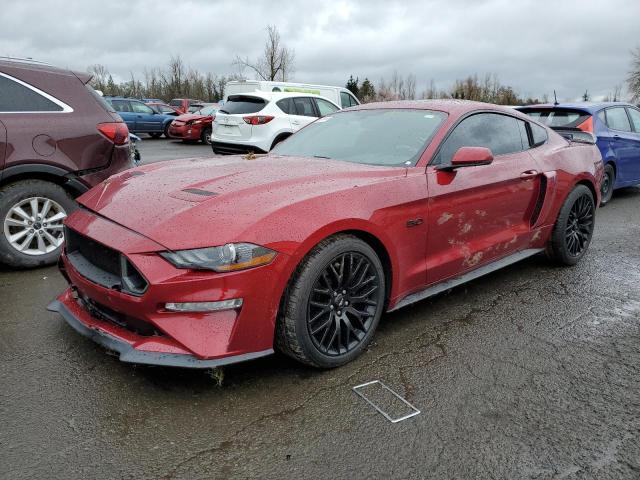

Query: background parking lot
left=1, top=139, right=639, bottom=479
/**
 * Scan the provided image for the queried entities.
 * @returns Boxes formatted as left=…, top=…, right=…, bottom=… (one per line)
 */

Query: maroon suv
left=0, top=58, right=132, bottom=268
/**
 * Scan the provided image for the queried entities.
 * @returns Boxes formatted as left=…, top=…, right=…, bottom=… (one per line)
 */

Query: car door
left=425, top=112, right=541, bottom=285
left=289, top=97, right=318, bottom=132
left=625, top=107, right=640, bottom=182
left=0, top=121, right=6, bottom=172
left=131, top=101, right=160, bottom=133
left=601, top=107, right=637, bottom=183
left=110, top=99, right=135, bottom=132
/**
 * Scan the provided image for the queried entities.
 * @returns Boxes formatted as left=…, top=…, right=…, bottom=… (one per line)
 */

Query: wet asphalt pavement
left=1, top=139, right=640, bottom=479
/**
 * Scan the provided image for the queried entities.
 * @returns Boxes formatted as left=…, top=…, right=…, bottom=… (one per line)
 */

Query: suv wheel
left=0, top=180, right=76, bottom=268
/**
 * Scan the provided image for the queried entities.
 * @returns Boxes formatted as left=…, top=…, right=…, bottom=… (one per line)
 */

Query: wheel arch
left=0, top=163, right=87, bottom=197
left=575, top=178, right=598, bottom=204
left=270, top=132, right=292, bottom=150
left=276, top=225, right=397, bottom=319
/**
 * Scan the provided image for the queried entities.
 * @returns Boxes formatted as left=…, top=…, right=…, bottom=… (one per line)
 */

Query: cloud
left=1, top=0, right=638, bottom=101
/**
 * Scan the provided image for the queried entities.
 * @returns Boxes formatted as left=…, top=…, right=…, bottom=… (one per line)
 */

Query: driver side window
left=131, top=102, right=154, bottom=114
left=434, top=113, right=524, bottom=165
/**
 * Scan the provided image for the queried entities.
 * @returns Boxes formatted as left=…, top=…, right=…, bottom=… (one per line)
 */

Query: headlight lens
left=160, top=243, right=276, bottom=272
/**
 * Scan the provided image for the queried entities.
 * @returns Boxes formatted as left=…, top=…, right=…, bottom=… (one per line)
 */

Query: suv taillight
left=243, top=115, right=274, bottom=125
left=576, top=116, right=594, bottom=133
left=98, top=122, right=129, bottom=145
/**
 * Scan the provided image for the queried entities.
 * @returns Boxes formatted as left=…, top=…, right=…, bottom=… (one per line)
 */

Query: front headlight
left=160, top=243, right=276, bottom=272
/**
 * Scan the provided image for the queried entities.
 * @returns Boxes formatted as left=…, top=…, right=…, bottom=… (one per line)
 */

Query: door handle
left=520, top=170, right=539, bottom=179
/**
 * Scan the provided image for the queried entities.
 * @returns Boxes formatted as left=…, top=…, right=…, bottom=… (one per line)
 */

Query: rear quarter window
left=276, top=98, right=293, bottom=114
left=221, top=95, right=267, bottom=114
left=0, top=74, right=63, bottom=112
left=530, top=123, right=548, bottom=146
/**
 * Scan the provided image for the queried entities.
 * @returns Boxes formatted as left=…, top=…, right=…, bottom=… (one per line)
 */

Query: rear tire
left=0, top=180, right=77, bottom=268
left=546, top=185, right=595, bottom=266
left=276, top=235, right=386, bottom=368
left=600, top=163, right=615, bottom=206
left=201, top=127, right=212, bottom=145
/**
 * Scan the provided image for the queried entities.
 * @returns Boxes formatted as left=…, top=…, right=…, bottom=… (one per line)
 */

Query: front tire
left=163, top=124, right=171, bottom=138
left=276, top=235, right=386, bottom=368
left=0, top=180, right=76, bottom=268
left=600, top=163, right=615, bottom=206
left=546, top=185, right=595, bottom=266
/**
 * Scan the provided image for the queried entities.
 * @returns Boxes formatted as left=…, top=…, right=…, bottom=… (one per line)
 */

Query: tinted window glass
left=340, top=92, right=351, bottom=108
left=0, top=75, right=63, bottom=112
left=293, top=97, right=316, bottom=117
left=519, top=108, right=589, bottom=128
left=606, top=107, right=631, bottom=132
left=626, top=108, right=640, bottom=132
left=436, top=113, right=524, bottom=164
left=220, top=95, right=267, bottom=114
left=272, top=109, right=447, bottom=167
left=316, top=98, right=340, bottom=116
left=110, top=99, right=131, bottom=112
left=530, top=123, right=548, bottom=146
left=276, top=98, right=293, bottom=114
left=131, top=101, right=154, bottom=114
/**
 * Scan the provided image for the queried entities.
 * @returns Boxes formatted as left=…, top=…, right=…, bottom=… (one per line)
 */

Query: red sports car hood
left=78, top=155, right=405, bottom=250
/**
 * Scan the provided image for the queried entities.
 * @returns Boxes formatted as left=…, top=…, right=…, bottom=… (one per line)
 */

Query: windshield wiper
left=219, top=109, right=230, bottom=114
left=312, top=155, right=331, bottom=159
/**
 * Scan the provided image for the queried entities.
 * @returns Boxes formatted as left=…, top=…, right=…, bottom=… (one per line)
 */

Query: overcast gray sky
left=2, top=0, right=638, bottom=101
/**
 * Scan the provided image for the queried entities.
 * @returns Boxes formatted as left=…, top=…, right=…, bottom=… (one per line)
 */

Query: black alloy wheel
left=565, top=194, right=594, bottom=257
left=307, top=252, right=381, bottom=356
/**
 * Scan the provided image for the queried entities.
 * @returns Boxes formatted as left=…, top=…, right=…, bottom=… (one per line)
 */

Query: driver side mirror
left=437, top=147, right=494, bottom=171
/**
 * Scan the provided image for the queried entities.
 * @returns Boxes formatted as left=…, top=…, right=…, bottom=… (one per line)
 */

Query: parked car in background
left=169, top=98, right=202, bottom=114
left=140, top=97, right=163, bottom=103
left=106, top=97, right=175, bottom=138
left=211, top=92, right=341, bottom=154
left=517, top=102, right=640, bottom=204
left=168, top=104, right=219, bottom=144
left=146, top=102, right=181, bottom=116
left=225, top=80, right=360, bottom=109
left=0, top=57, right=132, bottom=268
left=50, top=100, right=602, bottom=369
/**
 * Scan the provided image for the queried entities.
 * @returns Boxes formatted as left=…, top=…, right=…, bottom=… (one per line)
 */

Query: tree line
left=87, top=24, right=640, bottom=105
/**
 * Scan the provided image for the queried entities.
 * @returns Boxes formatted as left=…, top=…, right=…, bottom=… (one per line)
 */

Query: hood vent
left=181, top=188, right=218, bottom=196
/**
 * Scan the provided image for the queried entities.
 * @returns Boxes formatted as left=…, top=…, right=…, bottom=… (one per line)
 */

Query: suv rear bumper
left=211, top=141, right=267, bottom=155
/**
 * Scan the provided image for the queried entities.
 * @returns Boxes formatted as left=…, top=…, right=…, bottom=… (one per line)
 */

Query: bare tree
left=87, top=64, right=109, bottom=92
left=628, top=47, right=640, bottom=102
left=234, top=25, right=295, bottom=81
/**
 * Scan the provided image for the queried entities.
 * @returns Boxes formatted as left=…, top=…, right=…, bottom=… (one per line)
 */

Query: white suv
left=211, top=91, right=341, bottom=154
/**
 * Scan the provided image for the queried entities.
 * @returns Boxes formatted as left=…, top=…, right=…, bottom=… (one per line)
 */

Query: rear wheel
left=276, top=235, right=386, bottom=368
left=201, top=127, right=212, bottom=145
left=546, top=185, right=595, bottom=266
left=0, top=180, right=76, bottom=268
left=600, top=163, right=615, bottom=206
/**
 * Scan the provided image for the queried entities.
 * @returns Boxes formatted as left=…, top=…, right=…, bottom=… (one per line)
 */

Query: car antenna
left=553, top=90, right=559, bottom=106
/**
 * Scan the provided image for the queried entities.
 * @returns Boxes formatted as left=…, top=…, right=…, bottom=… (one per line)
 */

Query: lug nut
left=29, top=229, right=34, bottom=233
left=330, top=305, right=334, bottom=310
left=342, top=290, right=346, bottom=294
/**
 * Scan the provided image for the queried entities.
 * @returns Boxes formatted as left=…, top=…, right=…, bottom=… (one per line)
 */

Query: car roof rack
left=0, top=56, right=54, bottom=67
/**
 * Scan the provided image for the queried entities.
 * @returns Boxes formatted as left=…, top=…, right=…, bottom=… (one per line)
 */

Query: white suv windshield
left=272, top=109, right=447, bottom=167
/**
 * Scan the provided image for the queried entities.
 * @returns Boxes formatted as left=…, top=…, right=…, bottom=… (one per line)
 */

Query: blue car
left=518, top=102, right=640, bottom=204
left=105, top=97, right=175, bottom=138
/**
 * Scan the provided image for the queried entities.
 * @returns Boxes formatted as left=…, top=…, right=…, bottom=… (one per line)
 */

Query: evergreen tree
left=359, top=78, right=376, bottom=102
left=346, top=75, right=360, bottom=98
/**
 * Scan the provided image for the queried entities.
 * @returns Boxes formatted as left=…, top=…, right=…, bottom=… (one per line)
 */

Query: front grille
left=75, top=290, right=159, bottom=337
left=65, top=227, right=148, bottom=295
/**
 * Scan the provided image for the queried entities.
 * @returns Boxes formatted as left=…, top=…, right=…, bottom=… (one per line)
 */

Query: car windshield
left=272, top=109, right=447, bottom=167
left=194, top=105, right=218, bottom=115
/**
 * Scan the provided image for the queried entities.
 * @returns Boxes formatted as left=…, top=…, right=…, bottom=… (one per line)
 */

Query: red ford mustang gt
left=48, top=100, right=603, bottom=369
